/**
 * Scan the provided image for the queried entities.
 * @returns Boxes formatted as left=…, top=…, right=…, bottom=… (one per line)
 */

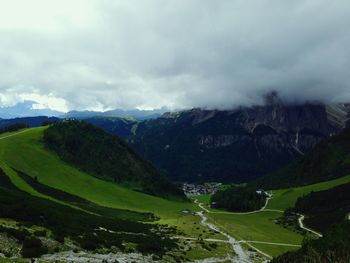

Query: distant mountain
left=82, top=98, right=350, bottom=183
left=0, top=101, right=63, bottom=118
left=0, top=116, right=59, bottom=129
left=0, top=100, right=167, bottom=120
left=64, top=107, right=167, bottom=120
left=130, top=101, right=350, bottom=183
left=83, top=116, right=139, bottom=138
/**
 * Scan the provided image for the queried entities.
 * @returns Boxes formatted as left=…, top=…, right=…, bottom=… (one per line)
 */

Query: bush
left=21, top=237, right=48, bottom=258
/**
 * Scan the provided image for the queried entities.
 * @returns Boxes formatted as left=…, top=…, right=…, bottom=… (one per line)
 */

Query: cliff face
left=130, top=102, right=349, bottom=183
left=326, top=103, right=350, bottom=129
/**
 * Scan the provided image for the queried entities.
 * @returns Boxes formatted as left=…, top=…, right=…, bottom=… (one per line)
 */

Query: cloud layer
left=0, top=0, right=350, bottom=111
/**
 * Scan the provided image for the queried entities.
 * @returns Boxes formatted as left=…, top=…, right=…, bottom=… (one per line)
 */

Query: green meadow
left=208, top=211, right=302, bottom=257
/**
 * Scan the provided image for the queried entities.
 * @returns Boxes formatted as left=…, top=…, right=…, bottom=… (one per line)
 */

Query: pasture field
left=207, top=211, right=302, bottom=257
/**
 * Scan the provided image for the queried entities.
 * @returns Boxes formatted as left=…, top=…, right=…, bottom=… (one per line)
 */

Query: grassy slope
left=0, top=127, right=197, bottom=219
left=2, top=128, right=349, bottom=259
left=1, top=128, right=232, bottom=260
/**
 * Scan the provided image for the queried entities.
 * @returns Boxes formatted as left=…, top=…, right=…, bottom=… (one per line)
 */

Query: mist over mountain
left=1, top=1, right=350, bottom=111
left=76, top=94, right=349, bottom=183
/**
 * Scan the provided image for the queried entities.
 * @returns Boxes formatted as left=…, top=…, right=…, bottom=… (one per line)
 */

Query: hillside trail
left=297, top=214, right=323, bottom=237
left=0, top=129, right=30, bottom=140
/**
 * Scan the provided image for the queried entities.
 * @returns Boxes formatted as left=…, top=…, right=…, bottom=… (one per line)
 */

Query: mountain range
left=0, top=100, right=167, bottom=120
left=1, top=97, right=350, bottom=183
left=81, top=98, right=350, bottom=183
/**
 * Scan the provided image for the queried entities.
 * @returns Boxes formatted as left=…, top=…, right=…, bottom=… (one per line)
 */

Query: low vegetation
left=0, top=168, right=178, bottom=257
left=271, top=221, right=350, bottom=263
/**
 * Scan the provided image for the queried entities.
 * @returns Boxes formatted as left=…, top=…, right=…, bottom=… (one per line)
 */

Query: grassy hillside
left=256, top=128, right=350, bottom=189
left=294, top=182, right=350, bottom=232
left=0, top=127, right=194, bottom=218
left=266, top=175, right=350, bottom=211
left=0, top=127, right=236, bottom=262
left=43, top=121, right=183, bottom=198
left=0, top=168, right=178, bottom=258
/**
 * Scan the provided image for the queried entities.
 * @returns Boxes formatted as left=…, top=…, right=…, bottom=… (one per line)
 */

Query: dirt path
left=298, top=214, right=323, bottom=237
left=238, top=240, right=301, bottom=247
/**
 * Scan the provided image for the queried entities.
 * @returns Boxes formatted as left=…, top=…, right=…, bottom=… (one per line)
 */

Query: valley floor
left=192, top=174, right=350, bottom=259
left=1, top=128, right=350, bottom=262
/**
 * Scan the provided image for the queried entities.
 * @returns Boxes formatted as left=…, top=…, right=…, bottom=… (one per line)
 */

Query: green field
left=0, top=128, right=198, bottom=218
left=208, top=211, right=302, bottom=257
left=1, top=127, right=349, bottom=260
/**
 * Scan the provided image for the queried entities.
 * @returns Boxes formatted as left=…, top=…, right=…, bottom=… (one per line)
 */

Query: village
left=182, top=182, right=221, bottom=197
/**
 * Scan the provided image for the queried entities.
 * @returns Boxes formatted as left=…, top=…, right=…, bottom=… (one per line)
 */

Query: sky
left=0, top=0, right=349, bottom=112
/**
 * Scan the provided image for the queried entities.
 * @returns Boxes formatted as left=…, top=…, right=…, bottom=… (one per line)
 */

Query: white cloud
left=0, top=0, right=349, bottom=111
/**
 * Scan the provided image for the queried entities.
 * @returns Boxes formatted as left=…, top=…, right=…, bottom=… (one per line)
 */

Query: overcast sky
left=0, top=0, right=349, bottom=112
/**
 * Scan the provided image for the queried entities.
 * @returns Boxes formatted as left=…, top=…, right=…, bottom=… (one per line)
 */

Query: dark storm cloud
left=0, top=0, right=349, bottom=111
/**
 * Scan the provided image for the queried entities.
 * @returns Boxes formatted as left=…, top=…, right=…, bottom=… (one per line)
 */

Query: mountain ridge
left=127, top=101, right=350, bottom=182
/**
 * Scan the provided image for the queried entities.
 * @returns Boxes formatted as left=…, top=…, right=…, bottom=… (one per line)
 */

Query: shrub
left=21, top=237, right=48, bottom=258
